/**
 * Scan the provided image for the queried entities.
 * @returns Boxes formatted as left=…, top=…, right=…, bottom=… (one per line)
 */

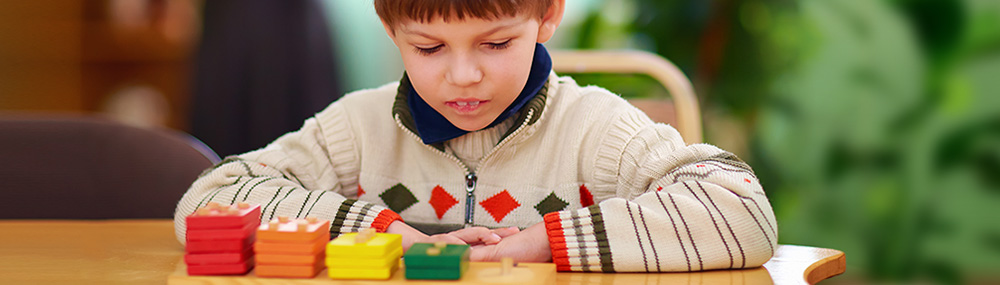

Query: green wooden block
left=404, top=266, right=467, bottom=280
left=403, top=243, right=470, bottom=270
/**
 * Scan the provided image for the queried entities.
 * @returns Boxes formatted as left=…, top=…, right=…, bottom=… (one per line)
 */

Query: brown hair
left=375, top=0, right=552, bottom=29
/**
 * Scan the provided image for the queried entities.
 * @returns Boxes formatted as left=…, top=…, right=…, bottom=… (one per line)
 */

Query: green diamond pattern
left=380, top=183, right=419, bottom=214
left=534, top=192, right=568, bottom=216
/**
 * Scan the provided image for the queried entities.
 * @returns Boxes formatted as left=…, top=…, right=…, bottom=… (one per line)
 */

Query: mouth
left=446, top=100, right=488, bottom=113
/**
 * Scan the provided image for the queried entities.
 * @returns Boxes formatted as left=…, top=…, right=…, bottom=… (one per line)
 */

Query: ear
left=536, top=0, right=566, bottom=43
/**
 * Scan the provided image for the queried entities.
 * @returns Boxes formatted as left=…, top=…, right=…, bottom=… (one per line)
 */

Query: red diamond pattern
left=428, top=185, right=458, bottom=219
left=579, top=185, right=594, bottom=207
left=479, top=190, right=520, bottom=223
left=357, top=185, right=365, bottom=198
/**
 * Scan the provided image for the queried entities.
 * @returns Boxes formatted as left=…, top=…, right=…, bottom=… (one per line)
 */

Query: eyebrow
left=401, top=21, right=522, bottom=41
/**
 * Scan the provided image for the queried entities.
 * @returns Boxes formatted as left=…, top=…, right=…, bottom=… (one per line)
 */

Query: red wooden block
left=187, top=220, right=259, bottom=241
left=185, top=247, right=255, bottom=265
left=186, top=203, right=261, bottom=230
left=186, top=256, right=254, bottom=276
left=185, top=233, right=255, bottom=253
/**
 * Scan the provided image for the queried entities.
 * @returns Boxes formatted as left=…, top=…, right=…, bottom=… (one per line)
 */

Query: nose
left=445, top=52, right=483, bottom=87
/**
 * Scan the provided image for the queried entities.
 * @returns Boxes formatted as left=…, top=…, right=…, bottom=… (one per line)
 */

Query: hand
left=385, top=221, right=510, bottom=251
left=469, top=222, right=551, bottom=263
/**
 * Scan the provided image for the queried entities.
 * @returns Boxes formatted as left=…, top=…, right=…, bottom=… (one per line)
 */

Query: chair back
left=0, top=114, right=220, bottom=219
left=551, top=50, right=702, bottom=144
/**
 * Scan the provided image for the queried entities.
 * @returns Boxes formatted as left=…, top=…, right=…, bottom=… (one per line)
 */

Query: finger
left=426, top=234, right=467, bottom=245
left=491, top=226, right=520, bottom=238
left=469, top=245, right=498, bottom=262
left=448, top=227, right=502, bottom=245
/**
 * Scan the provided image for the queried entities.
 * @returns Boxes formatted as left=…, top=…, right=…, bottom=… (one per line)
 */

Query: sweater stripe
left=570, top=210, right=590, bottom=271
left=195, top=176, right=242, bottom=210
left=350, top=203, right=376, bottom=232
left=625, top=203, right=650, bottom=272
left=303, top=190, right=327, bottom=218
left=696, top=181, right=746, bottom=268
left=637, top=203, right=661, bottom=271
left=267, top=189, right=295, bottom=221
left=231, top=177, right=277, bottom=205
left=655, top=191, right=691, bottom=271
left=261, top=187, right=285, bottom=220
left=294, top=191, right=314, bottom=218
left=589, top=206, right=614, bottom=273
left=670, top=187, right=703, bottom=270
left=683, top=181, right=734, bottom=268
left=741, top=198, right=775, bottom=253
left=329, top=200, right=356, bottom=236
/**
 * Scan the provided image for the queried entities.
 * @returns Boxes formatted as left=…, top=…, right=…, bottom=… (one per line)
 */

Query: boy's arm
left=173, top=105, right=400, bottom=244
left=545, top=117, right=777, bottom=272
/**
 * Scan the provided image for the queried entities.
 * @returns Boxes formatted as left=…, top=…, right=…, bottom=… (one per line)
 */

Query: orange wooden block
left=256, top=216, right=329, bottom=242
left=253, top=234, right=328, bottom=255
left=255, top=262, right=325, bottom=278
left=256, top=251, right=323, bottom=266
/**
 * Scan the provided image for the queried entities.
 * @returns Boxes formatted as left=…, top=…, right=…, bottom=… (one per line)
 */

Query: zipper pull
left=464, top=173, right=477, bottom=227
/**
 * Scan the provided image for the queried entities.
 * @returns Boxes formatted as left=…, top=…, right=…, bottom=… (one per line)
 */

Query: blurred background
left=1, top=0, right=997, bottom=283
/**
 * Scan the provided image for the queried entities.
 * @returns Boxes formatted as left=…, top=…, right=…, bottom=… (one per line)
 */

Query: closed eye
left=485, top=39, right=512, bottom=50
left=414, top=44, right=443, bottom=55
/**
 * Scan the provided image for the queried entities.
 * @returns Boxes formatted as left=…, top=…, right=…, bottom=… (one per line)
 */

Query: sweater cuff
left=543, top=212, right=571, bottom=271
left=542, top=205, right=613, bottom=272
left=328, top=199, right=398, bottom=236
left=370, top=209, right=403, bottom=233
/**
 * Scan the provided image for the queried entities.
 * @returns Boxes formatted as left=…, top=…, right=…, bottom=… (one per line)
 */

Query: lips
left=446, top=100, right=487, bottom=113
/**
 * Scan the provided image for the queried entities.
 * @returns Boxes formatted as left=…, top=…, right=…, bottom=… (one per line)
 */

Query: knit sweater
left=173, top=72, right=777, bottom=272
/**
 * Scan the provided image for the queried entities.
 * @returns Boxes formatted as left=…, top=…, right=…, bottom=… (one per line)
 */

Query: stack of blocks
left=253, top=216, right=330, bottom=278
left=184, top=202, right=261, bottom=275
left=325, top=228, right=403, bottom=280
left=404, top=242, right=471, bottom=280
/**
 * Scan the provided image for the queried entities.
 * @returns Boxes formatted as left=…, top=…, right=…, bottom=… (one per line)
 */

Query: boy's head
left=375, top=0, right=565, bottom=132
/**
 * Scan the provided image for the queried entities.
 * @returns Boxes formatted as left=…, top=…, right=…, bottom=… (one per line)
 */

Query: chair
left=0, top=113, right=220, bottom=219
left=550, top=50, right=703, bottom=144
left=551, top=50, right=845, bottom=284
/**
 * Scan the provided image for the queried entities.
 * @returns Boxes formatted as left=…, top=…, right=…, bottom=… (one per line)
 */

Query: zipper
left=464, top=173, right=477, bottom=226
left=393, top=109, right=534, bottom=227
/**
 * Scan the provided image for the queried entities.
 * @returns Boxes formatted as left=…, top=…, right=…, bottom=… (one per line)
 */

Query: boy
left=175, top=0, right=777, bottom=272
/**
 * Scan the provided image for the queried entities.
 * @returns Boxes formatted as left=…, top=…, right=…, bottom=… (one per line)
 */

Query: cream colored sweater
left=174, top=73, right=777, bottom=272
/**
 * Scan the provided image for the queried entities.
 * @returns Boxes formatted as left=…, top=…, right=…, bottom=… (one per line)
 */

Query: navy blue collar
left=406, top=43, right=551, bottom=145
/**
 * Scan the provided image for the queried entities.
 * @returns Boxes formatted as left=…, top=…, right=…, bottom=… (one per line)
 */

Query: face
left=385, top=16, right=546, bottom=131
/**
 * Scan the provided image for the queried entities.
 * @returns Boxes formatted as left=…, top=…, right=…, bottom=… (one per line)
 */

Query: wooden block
left=404, top=243, right=470, bottom=270
left=253, top=234, right=328, bottom=255
left=186, top=203, right=261, bottom=230
left=255, top=251, right=324, bottom=266
left=256, top=217, right=329, bottom=242
left=255, top=262, right=326, bottom=279
left=186, top=221, right=258, bottom=241
left=185, top=256, right=254, bottom=276
left=325, top=247, right=401, bottom=268
left=185, top=233, right=255, bottom=253
left=184, top=247, right=254, bottom=265
left=326, top=232, right=402, bottom=258
left=327, top=259, right=399, bottom=280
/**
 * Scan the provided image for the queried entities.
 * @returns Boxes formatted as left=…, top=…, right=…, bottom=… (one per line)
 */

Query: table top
left=0, top=220, right=844, bottom=284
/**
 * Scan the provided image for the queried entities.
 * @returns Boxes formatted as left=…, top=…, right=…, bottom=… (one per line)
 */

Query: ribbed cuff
left=541, top=205, right=613, bottom=272
left=329, top=199, right=398, bottom=236
left=543, top=212, right=571, bottom=271
left=370, top=209, right=403, bottom=233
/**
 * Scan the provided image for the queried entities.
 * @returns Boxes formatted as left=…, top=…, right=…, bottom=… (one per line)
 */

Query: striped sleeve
left=545, top=115, right=777, bottom=272
left=173, top=104, right=400, bottom=244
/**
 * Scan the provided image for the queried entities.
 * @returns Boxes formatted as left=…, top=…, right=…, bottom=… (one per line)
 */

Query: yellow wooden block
left=327, top=258, right=400, bottom=280
left=326, top=247, right=401, bottom=268
left=326, top=232, right=401, bottom=258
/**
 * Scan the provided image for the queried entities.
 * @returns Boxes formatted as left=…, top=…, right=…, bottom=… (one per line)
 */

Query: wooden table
left=0, top=220, right=844, bottom=284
